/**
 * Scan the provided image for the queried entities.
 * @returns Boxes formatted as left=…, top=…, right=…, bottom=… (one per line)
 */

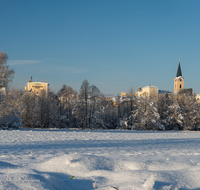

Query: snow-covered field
left=0, top=129, right=200, bottom=190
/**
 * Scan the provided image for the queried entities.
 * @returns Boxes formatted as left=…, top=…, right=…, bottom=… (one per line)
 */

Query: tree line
left=1, top=51, right=200, bottom=130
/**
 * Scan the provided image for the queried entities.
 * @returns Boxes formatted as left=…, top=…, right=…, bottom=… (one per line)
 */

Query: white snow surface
left=1, top=129, right=200, bottom=190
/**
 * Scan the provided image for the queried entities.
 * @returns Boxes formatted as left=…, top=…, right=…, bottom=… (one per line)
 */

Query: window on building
left=180, top=85, right=181, bottom=88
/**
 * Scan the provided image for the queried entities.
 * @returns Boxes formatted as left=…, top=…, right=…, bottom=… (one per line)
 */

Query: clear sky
left=1, top=0, right=200, bottom=95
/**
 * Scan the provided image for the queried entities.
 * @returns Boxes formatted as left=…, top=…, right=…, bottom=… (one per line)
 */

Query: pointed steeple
left=176, top=59, right=182, bottom=77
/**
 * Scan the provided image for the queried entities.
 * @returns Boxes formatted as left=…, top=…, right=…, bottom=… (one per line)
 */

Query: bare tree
left=127, top=87, right=135, bottom=113
left=101, top=96, right=118, bottom=129
left=18, top=92, right=38, bottom=128
left=58, top=85, right=77, bottom=120
left=78, top=79, right=90, bottom=128
left=0, top=52, right=15, bottom=90
left=179, top=95, right=197, bottom=130
left=89, top=85, right=103, bottom=128
left=0, top=52, right=20, bottom=128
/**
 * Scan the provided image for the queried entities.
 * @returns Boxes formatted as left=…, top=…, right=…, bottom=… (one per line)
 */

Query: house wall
left=135, top=85, right=158, bottom=100
left=25, top=82, right=48, bottom=96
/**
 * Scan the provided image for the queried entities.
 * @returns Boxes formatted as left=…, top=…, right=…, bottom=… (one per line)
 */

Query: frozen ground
left=0, top=129, right=200, bottom=190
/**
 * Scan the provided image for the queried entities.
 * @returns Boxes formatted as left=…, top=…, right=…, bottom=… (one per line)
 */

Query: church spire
left=176, top=59, right=182, bottom=77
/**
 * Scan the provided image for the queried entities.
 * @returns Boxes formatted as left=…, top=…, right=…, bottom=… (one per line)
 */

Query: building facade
left=135, top=85, right=158, bottom=100
left=25, top=77, right=48, bottom=96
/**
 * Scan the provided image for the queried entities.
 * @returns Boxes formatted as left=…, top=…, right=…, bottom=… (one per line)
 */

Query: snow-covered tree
left=130, top=96, right=163, bottom=130
left=78, top=79, right=90, bottom=128
left=18, top=92, right=38, bottom=128
left=0, top=91, right=22, bottom=128
left=0, top=52, right=22, bottom=128
left=101, top=97, right=118, bottom=129
left=0, top=51, right=15, bottom=90
left=57, top=85, right=77, bottom=128
left=88, top=85, right=105, bottom=128
left=178, top=95, right=197, bottom=130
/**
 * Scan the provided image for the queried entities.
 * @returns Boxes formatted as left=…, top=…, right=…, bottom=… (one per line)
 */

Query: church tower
left=174, top=59, right=184, bottom=94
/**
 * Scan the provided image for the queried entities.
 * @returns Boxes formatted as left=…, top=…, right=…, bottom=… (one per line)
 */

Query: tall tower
left=174, top=59, right=184, bottom=94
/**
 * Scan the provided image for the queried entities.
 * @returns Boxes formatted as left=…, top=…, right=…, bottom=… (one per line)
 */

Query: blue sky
left=1, top=0, right=200, bottom=95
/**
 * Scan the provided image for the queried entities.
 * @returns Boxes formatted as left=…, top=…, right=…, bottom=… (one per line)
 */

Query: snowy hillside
left=1, top=129, right=200, bottom=190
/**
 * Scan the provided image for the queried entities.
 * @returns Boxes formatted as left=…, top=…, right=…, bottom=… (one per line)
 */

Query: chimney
left=138, top=86, right=141, bottom=92
left=29, top=76, right=33, bottom=83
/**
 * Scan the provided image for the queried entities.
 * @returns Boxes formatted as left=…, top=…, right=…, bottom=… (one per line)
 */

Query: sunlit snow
left=0, top=129, right=200, bottom=190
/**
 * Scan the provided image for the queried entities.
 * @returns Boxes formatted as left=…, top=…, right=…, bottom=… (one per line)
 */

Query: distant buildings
left=135, top=85, right=158, bottom=100
left=120, top=85, right=159, bottom=102
left=128, top=85, right=159, bottom=100
left=24, top=60, right=196, bottom=101
left=121, top=85, right=159, bottom=101
left=119, top=59, right=195, bottom=101
left=103, top=94, right=114, bottom=102
left=25, top=77, right=49, bottom=96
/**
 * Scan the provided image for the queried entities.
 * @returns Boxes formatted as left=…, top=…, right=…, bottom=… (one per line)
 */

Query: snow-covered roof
left=28, top=81, right=48, bottom=84
left=143, top=85, right=158, bottom=89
